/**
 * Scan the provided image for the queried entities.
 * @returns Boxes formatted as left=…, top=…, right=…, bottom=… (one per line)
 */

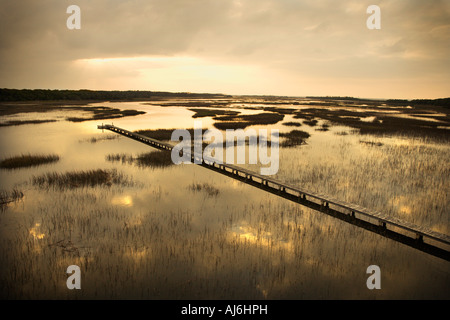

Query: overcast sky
left=1, top=0, right=449, bottom=99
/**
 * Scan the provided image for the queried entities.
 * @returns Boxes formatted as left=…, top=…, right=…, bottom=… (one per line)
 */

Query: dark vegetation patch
left=135, top=128, right=208, bottom=141
left=79, top=135, right=120, bottom=143
left=0, top=154, right=59, bottom=169
left=0, top=120, right=57, bottom=127
left=359, top=140, right=383, bottom=147
left=335, top=131, right=349, bottom=136
left=282, top=121, right=302, bottom=127
left=293, top=107, right=450, bottom=139
left=151, top=101, right=232, bottom=108
left=32, top=169, right=131, bottom=190
left=303, top=119, right=319, bottom=126
left=134, top=151, right=174, bottom=168
left=261, top=107, right=298, bottom=114
left=66, top=107, right=145, bottom=122
left=0, top=102, right=146, bottom=123
left=188, top=108, right=240, bottom=118
left=279, top=130, right=310, bottom=148
left=315, top=123, right=330, bottom=131
left=213, top=112, right=285, bottom=130
left=386, top=98, right=450, bottom=109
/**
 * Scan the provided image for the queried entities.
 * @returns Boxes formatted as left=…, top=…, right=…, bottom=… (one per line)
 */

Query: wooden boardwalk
left=98, top=124, right=450, bottom=261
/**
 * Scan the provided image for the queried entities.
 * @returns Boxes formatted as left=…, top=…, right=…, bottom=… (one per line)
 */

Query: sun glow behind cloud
left=73, top=56, right=274, bottom=95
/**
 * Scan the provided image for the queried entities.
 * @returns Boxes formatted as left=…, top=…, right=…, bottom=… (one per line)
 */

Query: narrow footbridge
left=98, top=124, right=450, bottom=261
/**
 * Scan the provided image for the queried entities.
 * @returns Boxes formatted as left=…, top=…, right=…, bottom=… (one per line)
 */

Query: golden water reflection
left=29, top=223, right=45, bottom=240
left=111, top=195, right=133, bottom=207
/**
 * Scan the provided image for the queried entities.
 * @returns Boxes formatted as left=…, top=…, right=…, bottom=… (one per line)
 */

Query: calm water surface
left=0, top=100, right=448, bottom=299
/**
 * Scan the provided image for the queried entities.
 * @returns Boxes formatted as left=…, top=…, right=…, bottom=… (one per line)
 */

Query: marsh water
left=0, top=98, right=449, bottom=299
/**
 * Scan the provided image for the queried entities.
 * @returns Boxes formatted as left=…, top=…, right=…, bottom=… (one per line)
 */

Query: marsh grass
left=32, top=169, right=132, bottom=190
left=279, top=130, right=310, bottom=148
left=106, top=151, right=174, bottom=168
left=2, top=181, right=442, bottom=299
left=135, top=128, right=207, bottom=141
left=0, top=103, right=145, bottom=123
left=66, top=107, right=145, bottom=122
left=1, top=97, right=449, bottom=300
left=262, top=107, right=297, bottom=114
left=135, top=151, right=174, bottom=168
left=0, top=154, right=59, bottom=169
left=0, top=120, right=57, bottom=127
left=188, top=182, right=220, bottom=197
left=315, top=123, right=330, bottom=131
left=282, top=121, right=302, bottom=127
left=79, top=134, right=120, bottom=144
left=106, top=153, right=132, bottom=163
left=213, top=113, right=285, bottom=130
left=359, top=140, right=383, bottom=147
left=188, top=108, right=240, bottom=118
left=0, top=188, right=24, bottom=209
left=303, top=119, right=319, bottom=126
left=276, top=136, right=449, bottom=234
left=293, top=107, right=450, bottom=140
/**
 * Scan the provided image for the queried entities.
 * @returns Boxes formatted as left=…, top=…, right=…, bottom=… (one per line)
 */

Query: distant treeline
left=306, top=96, right=366, bottom=101
left=0, top=89, right=231, bottom=102
left=386, top=98, right=450, bottom=108
left=307, top=96, right=450, bottom=108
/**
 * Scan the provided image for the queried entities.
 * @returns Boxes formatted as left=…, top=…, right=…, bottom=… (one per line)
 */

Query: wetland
left=0, top=94, right=449, bottom=299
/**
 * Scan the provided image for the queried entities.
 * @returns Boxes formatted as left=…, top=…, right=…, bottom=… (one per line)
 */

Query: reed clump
left=279, top=130, right=310, bottom=148
left=282, top=121, right=302, bottom=127
left=32, top=169, right=131, bottom=189
left=106, top=151, right=174, bottom=168
left=80, top=135, right=120, bottom=143
left=135, top=151, right=174, bottom=168
left=0, top=188, right=24, bottom=209
left=0, top=120, right=57, bottom=127
left=66, top=107, right=145, bottom=122
left=189, top=108, right=240, bottom=118
left=135, top=128, right=207, bottom=141
left=213, top=112, right=285, bottom=130
left=0, top=154, right=59, bottom=169
left=188, top=183, right=220, bottom=197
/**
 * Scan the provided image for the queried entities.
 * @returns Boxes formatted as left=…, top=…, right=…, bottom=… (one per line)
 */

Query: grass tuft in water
left=0, top=188, right=24, bottom=209
left=79, top=135, right=120, bottom=143
left=106, top=151, right=174, bottom=168
left=189, top=108, right=240, bottom=118
left=0, top=120, right=57, bottom=127
left=188, top=183, right=220, bottom=197
left=213, top=113, right=285, bottom=130
left=279, top=130, right=310, bottom=148
left=0, top=154, right=59, bottom=169
left=135, top=151, right=174, bottom=168
left=32, top=169, right=132, bottom=190
left=282, top=121, right=302, bottom=127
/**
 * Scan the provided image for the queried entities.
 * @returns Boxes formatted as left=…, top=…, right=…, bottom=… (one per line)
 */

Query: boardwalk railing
left=98, top=124, right=450, bottom=261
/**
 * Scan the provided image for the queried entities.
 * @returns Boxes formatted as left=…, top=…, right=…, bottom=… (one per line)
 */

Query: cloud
left=0, top=0, right=449, bottom=98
